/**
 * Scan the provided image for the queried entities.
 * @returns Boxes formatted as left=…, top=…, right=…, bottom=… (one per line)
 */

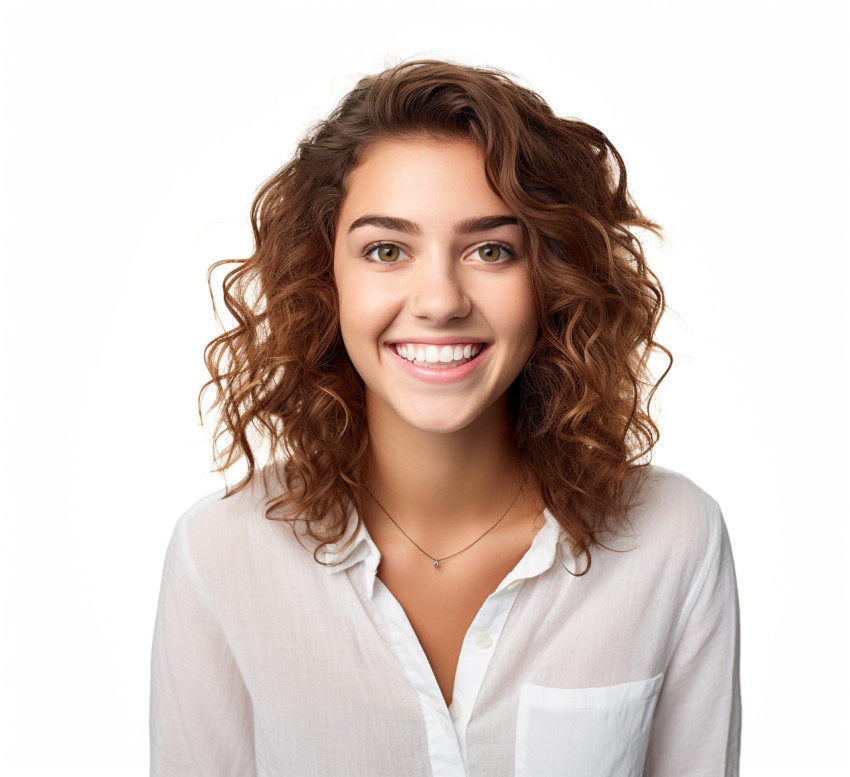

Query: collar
left=322, top=507, right=574, bottom=597
left=321, top=512, right=376, bottom=572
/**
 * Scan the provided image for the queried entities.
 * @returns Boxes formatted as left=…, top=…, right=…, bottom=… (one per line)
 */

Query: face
left=333, top=137, right=537, bottom=436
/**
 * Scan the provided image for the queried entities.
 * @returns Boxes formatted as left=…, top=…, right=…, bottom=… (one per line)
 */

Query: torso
left=371, top=505, right=543, bottom=706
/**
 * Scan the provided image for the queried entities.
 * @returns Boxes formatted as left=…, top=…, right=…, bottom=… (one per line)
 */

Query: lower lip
left=386, top=344, right=489, bottom=384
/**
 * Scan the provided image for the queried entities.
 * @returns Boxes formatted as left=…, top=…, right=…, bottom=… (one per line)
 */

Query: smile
left=393, top=342, right=484, bottom=369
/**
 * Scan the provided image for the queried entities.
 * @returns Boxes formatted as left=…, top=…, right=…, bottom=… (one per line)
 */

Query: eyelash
left=362, top=241, right=517, bottom=264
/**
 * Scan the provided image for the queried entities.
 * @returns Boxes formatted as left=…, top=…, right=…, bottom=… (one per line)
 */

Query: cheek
left=337, top=295, right=366, bottom=358
left=335, top=270, right=389, bottom=357
left=334, top=264, right=363, bottom=328
left=498, top=275, right=539, bottom=352
left=334, top=269, right=357, bottom=358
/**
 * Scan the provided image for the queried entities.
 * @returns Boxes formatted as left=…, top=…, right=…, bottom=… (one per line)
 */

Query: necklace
left=366, top=484, right=524, bottom=569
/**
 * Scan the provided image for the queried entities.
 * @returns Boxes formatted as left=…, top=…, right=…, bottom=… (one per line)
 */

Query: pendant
left=433, top=560, right=439, bottom=568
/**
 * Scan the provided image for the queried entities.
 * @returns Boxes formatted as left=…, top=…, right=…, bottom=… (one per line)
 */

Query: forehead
left=338, top=137, right=512, bottom=228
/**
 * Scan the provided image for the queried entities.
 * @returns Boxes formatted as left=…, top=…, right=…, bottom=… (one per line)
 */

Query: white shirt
left=150, top=466, right=740, bottom=776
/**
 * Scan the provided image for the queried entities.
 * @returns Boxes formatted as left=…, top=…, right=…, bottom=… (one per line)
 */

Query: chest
left=376, top=542, right=529, bottom=706
left=227, top=525, right=686, bottom=777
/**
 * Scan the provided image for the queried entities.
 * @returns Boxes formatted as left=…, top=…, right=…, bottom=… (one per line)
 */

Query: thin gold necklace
left=366, top=484, right=524, bottom=569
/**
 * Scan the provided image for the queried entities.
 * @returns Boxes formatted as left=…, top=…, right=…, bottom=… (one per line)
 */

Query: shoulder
left=637, top=462, right=720, bottom=513
left=166, top=472, right=316, bottom=589
left=586, top=467, right=737, bottom=644
left=630, top=465, right=722, bottom=539
left=615, top=465, right=731, bottom=580
left=173, top=478, right=265, bottom=555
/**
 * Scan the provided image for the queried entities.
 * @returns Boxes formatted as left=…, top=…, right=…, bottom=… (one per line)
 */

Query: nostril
left=411, top=288, right=472, bottom=323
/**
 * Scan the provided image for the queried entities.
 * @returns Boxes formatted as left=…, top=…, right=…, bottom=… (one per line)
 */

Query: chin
left=393, top=409, right=477, bottom=436
left=411, top=419, right=477, bottom=436
left=366, top=386, right=508, bottom=438
left=394, top=394, right=505, bottom=437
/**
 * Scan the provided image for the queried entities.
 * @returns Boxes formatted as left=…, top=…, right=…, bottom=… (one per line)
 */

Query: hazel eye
left=366, top=244, right=403, bottom=263
left=476, top=244, right=510, bottom=262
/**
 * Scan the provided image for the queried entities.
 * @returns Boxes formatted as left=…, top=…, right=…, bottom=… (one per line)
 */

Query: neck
left=362, top=395, right=527, bottom=545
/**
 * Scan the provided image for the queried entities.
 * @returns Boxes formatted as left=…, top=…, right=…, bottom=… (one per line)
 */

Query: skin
left=333, top=137, right=545, bottom=705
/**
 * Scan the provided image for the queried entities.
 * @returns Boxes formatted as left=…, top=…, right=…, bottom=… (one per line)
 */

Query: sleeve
left=150, top=514, right=257, bottom=776
left=644, top=507, right=742, bottom=776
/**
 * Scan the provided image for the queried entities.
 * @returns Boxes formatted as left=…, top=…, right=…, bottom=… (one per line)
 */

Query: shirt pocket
left=515, top=673, right=664, bottom=777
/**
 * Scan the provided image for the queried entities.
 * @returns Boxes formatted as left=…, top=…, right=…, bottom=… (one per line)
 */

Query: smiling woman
left=150, top=61, right=741, bottom=776
left=334, top=138, right=537, bottom=436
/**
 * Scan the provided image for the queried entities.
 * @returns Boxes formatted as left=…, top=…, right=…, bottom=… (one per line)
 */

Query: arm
left=150, top=514, right=256, bottom=776
left=644, top=509, right=741, bottom=776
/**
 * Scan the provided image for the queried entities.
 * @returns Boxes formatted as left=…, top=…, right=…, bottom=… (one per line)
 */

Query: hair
left=201, top=59, right=671, bottom=572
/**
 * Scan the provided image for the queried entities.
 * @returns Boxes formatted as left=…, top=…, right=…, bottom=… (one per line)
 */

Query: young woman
left=150, top=60, right=741, bottom=776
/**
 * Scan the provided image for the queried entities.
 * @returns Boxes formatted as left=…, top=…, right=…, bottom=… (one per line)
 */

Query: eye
left=364, top=243, right=407, bottom=263
left=474, top=243, right=514, bottom=263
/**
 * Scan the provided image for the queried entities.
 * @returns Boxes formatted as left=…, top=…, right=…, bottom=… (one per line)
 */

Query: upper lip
left=385, top=336, right=488, bottom=345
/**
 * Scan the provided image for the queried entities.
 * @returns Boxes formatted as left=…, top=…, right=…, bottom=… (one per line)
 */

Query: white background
left=1, top=0, right=847, bottom=774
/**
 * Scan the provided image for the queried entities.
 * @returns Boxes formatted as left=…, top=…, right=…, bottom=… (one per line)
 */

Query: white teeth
left=393, top=342, right=484, bottom=366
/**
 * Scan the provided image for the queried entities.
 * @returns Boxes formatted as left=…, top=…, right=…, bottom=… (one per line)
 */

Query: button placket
left=371, top=579, right=466, bottom=776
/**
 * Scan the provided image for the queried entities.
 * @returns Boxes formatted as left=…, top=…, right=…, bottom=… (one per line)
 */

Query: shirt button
left=448, top=702, right=462, bottom=721
left=474, top=631, right=493, bottom=649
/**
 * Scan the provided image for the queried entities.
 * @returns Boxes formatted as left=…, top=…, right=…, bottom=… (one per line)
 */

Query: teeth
left=393, top=342, right=483, bottom=365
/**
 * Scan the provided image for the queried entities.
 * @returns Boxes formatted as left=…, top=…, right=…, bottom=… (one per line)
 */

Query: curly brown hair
left=201, top=60, right=670, bottom=570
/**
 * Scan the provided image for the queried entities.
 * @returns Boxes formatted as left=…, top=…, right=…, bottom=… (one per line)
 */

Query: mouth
left=391, top=342, right=487, bottom=370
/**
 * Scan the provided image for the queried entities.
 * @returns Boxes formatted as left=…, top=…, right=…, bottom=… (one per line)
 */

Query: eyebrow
left=347, top=214, right=519, bottom=235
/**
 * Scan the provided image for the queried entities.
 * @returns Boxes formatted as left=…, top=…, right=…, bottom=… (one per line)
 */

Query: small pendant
left=433, top=560, right=439, bottom=568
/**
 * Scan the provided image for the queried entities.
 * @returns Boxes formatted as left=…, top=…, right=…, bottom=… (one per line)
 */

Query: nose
left=408, top=259, right=472, bottom=325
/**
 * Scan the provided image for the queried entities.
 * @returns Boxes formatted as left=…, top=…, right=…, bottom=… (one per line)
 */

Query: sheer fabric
left=150, top=467, right=740, bottom=776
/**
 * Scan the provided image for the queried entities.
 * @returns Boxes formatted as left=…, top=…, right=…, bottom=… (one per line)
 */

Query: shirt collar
left=320, top=510, right=375, bottom=572
left=494, top=507, right=574, bottom=591
left=322, top=506, right=573, bottom=596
